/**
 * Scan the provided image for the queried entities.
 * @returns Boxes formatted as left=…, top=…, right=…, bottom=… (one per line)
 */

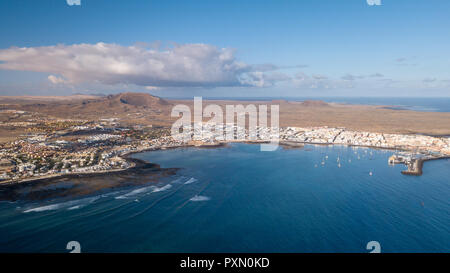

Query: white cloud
left=239, top=71, right=291, bottom=87
left=0, top=42, right=286, bottom=89
left=48, top=75, right=68, bottom=84
left=293, top=72, right=357, bottom=90
left=144, top=86, right=160, bottom=90
left=293, top=72, right=330, bottom=89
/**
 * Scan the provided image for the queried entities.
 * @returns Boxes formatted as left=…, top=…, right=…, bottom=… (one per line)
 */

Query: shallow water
left=0, top=143, right=449, bottom=252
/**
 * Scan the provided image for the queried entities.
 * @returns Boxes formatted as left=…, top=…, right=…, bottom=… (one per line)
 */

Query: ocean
left=0, top=143, right=449, bottom=252
left=185, top=97, right=450, bottom=113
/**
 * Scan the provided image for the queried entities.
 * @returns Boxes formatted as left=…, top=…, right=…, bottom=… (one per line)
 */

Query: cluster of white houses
left=1, top=124, right=449, bottom=183
left=172, top=124, right=450, bottom=156
left=280, top=127, right=450, bottom=155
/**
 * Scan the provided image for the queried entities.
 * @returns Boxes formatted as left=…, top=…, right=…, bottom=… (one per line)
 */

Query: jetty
left=390, top=155, right=450, bottom=176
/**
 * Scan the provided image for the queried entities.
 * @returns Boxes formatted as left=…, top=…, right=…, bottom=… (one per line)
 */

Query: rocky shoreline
left=0, top=156, right=179, bottom=202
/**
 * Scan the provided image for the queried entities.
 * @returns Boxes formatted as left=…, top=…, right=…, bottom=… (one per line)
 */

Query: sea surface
left=182, top=97, right=450, bottom=112
left=0, top=143, right=449, bottom=252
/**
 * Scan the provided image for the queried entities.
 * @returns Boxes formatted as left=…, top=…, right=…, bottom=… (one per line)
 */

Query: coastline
left=1, top=138, right=448, bottom=187
left=0, top=157, right=156, bottom=187
left=0, top=142, right=228, bottom=187
left=121, top=140, right=450, bottom=178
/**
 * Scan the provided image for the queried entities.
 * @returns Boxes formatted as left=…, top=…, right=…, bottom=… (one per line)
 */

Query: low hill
left=108, top=92, right=169, bottom=107
left=0, top=92, right=173, bottom=125
left=300, top=100, right=330, bottom=107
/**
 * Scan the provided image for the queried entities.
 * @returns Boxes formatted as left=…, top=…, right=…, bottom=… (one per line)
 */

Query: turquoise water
left=0, top=143, right=449, bottom=252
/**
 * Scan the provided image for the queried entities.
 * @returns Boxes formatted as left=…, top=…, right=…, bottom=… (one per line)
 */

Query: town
left=1, top=113, right=450, bottom=183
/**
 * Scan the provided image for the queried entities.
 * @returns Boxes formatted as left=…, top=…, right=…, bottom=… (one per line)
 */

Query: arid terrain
left=1, top=92, right=450, bottom=143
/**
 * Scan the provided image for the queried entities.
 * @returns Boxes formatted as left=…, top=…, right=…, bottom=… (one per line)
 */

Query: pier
left=399, top=156, right=449, bottom=176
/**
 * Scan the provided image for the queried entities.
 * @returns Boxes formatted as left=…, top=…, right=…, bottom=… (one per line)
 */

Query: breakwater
left=401, top=156, right=450, bottom=176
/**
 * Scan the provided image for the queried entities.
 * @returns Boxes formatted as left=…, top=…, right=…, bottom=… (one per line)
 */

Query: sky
left=0, top=0, right=449, bottom=98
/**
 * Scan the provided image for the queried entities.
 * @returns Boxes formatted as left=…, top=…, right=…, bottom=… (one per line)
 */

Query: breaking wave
left=152, top=184, right=172, bottom=192
left=23, top=196, right=100, bottom=213
left=184, top=178, right=197, bottom=184
left=115, top=185, right=156, bottom=199
left=115, top=184, right=172, bottom=199
left=189, top=195, right=210, bottom=202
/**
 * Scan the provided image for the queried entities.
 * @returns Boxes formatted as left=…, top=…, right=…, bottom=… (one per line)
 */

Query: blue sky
left=0, top=0, right=449, bottom=97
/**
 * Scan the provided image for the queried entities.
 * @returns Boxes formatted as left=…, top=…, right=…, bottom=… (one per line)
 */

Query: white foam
left=100, top=191, right=123, bottom=198
left=24, top=204, right=60, bottom=213
left=184, top=178, right=197, bottom=185
left=152, top=184, right=172, bottom=192
left=189, top=195, right=210, bottom=202
left=115, top=185, right=157, bottom=199
left=24, top=196, right=100, bottom=213
left=115, top=183, right=172, bottom=199
left=129, top=186, right=154, bottom=195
